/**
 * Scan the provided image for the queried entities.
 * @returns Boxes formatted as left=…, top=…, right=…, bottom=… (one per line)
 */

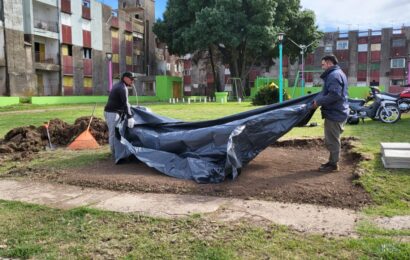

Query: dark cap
left=121, top=71, right=136, bottom=80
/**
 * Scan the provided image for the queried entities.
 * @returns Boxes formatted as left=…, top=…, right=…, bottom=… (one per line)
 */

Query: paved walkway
left=0, top=180, right=408, bottom=236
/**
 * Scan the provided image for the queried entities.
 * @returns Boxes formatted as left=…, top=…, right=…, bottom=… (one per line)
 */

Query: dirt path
left=0, top=179, right=360, bottom=236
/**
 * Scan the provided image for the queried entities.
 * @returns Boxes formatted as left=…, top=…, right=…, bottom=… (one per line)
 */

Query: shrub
left=252, top=82, right=289, bottom=105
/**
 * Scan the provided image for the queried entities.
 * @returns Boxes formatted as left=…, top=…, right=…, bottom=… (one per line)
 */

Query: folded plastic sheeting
left=113, top=94, right=318, bottom=183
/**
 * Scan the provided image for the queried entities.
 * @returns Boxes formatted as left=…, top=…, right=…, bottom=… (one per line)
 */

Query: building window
left=336, top=40, right=348, bottom=50
left=83, top=48, right=92, bottom=59
left=392, top=38, right=405, bottom=47
left=183, top=69, right=191, bottom=76
left=393, top=29, right=402, bottom=35
left=358, top=44, right=368, bottom=52
left=324, top=44, right=332, bottom=52
left=391, top=58, right=405, bottom=68
left=391, top=79, right=405, bottom=85
left=62, top=44, right=73, bottom=56
left=370, top=43, right=381, bottom=51
left=338, top=32, right=348, bottom=38
left=82, top=0, right=90, bottom=8
left=166, top=63, right=171, bottom=71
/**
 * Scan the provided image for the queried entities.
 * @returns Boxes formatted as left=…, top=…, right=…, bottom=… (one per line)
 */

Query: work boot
left=319, top=162, right=339, bottom=172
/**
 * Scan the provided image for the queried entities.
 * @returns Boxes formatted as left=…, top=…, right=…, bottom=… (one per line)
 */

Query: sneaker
left=319, top=162, right=339, bottom=172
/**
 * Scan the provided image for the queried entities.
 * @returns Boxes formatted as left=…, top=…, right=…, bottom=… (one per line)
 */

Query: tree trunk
left=208, top=46, right=222, bottom=92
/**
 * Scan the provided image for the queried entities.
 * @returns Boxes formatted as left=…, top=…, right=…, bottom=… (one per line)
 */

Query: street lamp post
left=407, top=53, right=410, bottom=87
left=288, top=38, right=316, bottom=96
left=278, top=33, right=285, bottom=103
left=106, top=52, right=113, bottom=92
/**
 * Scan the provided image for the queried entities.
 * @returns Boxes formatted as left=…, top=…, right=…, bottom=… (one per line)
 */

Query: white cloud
left=300, top=0, right=410, bottom=32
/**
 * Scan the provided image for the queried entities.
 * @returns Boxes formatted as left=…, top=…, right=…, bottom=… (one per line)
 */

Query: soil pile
left=0, top=117, right=108, bottom=154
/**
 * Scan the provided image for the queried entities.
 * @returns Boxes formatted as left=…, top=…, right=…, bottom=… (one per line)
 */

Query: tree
left=154, top=0, right=322, bottom=93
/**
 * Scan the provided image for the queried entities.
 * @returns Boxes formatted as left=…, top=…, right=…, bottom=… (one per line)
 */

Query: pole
left=108, top=59, right=112, bottom=92
left=408, top=54, right=410, bottom=86
left=301, top=49, right=305, bottom=96
left=279, top=41, right=283, bottom=103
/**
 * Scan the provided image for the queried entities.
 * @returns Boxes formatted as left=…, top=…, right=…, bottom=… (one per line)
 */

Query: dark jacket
left=104, top=81, right=132, bottom=118
left=315, top=65, right=349, bottom=122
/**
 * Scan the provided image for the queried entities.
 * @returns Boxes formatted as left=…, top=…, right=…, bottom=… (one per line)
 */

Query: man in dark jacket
left=313, top=55, right=349, bottom=172
left=104, top=71, right=136, bottom=157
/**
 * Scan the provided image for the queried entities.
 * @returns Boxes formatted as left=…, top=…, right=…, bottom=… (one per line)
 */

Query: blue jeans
left=104, top=111, right=120, bottom=156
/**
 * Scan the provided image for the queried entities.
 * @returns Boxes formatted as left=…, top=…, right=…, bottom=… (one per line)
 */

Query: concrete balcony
left=35, top=52, right=60, bottom=71
left=33, top=19, right=59, bottom=39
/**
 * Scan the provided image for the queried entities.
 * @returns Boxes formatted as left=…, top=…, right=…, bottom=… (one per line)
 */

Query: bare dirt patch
left=32, top=138, right=371, bottom=210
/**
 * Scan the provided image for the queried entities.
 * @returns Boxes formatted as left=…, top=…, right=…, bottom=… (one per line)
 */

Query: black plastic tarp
left=113, top=94, right=318, bottom=183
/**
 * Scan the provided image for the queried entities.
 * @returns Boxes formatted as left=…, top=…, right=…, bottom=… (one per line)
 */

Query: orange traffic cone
left=68, top=104, right=100, bottom=150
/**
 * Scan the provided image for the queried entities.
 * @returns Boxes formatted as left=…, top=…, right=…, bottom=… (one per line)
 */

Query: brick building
left=0, top=0, right=157, bottom=97
left=271, top=26, right=410, bottom=92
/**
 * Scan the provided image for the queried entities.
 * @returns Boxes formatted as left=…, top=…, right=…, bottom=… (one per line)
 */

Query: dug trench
left=0, top=119, right=372, bottom=210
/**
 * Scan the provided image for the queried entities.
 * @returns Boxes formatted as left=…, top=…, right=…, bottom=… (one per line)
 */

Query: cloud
left=300, top=0, right=410, bottom=32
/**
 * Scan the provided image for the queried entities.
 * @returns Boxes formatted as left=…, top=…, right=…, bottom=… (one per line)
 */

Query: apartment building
left=0, top=0, right=37, bottom=96
left=272, top=26, right=410, bottom=92
left=0, top=0, right=156, bottom=97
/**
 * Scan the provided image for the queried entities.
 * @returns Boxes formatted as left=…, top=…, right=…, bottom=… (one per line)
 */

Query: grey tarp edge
left=113, top=93, right=318, bottom=183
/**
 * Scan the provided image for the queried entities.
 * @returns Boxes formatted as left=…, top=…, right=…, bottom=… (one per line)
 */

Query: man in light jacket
left=313, top=55, right=349, bottom=172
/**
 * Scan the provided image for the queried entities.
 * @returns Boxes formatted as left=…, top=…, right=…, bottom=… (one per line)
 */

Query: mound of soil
left=36, top=138, right=372, bottom=209
left=0, top=117, right=108, bottom=155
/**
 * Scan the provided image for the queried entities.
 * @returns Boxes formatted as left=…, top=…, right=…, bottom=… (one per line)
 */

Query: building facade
left=272, top=26, right=410, bottom=92
left=0, top=0, right=157, bottom=97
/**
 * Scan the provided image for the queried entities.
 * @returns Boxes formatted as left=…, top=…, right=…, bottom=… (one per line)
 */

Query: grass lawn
left=0, top=101, right=409, bottom=259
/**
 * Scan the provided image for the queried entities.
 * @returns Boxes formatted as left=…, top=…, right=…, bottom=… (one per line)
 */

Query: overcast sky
left=101, top=0, right=410, bottom=32
left=300, top=0, right=410, bottom=32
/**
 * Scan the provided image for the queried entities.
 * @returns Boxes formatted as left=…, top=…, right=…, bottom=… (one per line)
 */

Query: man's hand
left=127, top=117, right=135, bottom=128
left=312, top=100, right=318, bottom=109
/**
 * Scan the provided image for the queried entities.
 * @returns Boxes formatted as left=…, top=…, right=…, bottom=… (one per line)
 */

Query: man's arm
left=315, top=77, right=344, bottom=107
left=119, top=85, right=133, bottom=118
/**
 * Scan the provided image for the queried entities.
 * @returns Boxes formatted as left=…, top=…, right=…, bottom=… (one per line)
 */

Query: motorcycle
left=347, top=86, right=401, bottom=124
left=397, top=89, right=410, bottom=113
left=370, top=87, right=410, bottom=114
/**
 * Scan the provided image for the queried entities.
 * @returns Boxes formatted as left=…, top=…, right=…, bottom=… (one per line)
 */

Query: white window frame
left=358, top=44, right=368, bottom=52
left=336, top=40, right=348, bottom=50
left=390, top=58, right=405, bottom=68
left=324, top=44, right=333, bottom=52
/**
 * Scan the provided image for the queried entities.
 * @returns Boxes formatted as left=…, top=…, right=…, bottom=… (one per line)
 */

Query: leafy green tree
left=154, top=0, right=322, bottom=92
